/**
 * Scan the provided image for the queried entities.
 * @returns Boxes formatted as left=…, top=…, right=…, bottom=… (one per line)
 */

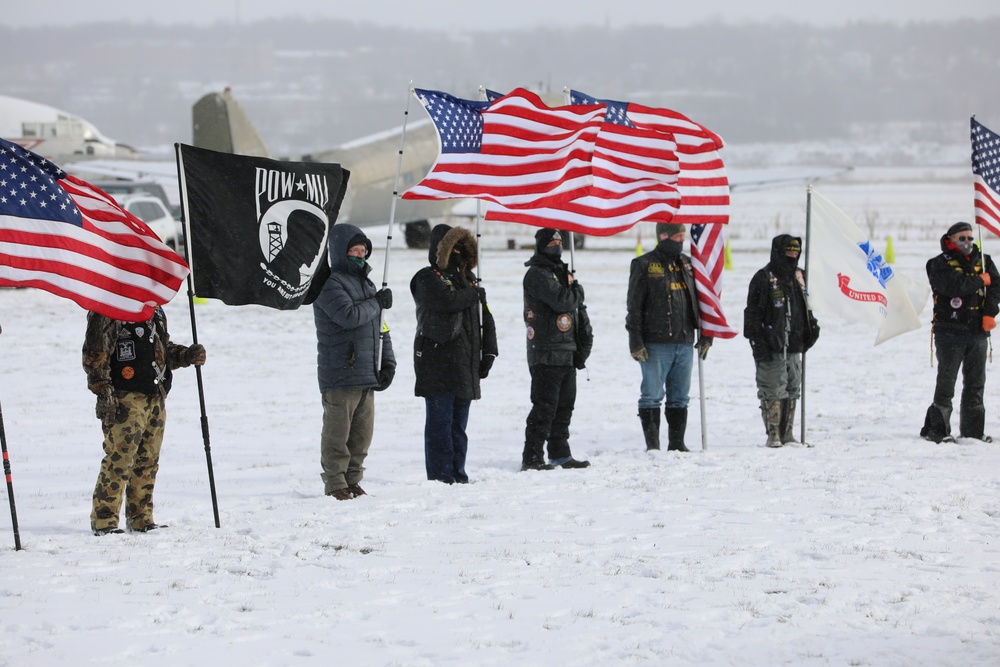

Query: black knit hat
left=656, top=222, right=685, bottom=239
left=946, top=221, right=973, bottom=237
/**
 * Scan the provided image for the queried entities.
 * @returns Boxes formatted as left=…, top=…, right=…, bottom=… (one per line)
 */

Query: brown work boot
left=327, top=488, right=353, bottom=501
left=348, top=484, right=367, bottom=498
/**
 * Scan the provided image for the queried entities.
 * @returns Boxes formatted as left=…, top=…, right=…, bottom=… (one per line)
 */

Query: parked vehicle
left=112, top=194, right=185, bottom=256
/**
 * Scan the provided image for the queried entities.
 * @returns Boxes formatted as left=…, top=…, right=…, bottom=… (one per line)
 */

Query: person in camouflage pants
left=83, top=307, right=206, bottom=535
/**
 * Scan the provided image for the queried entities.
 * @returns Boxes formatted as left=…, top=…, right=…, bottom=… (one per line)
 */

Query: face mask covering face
left=347, top=256, right=366, bottom=269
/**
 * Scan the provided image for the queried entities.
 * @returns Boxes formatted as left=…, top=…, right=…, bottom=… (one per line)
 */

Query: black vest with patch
left=110, top=309, right=172, bottom=395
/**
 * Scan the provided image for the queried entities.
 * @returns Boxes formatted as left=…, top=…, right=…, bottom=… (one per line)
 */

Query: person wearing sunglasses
left=920, top=221, right=1000, bottom=443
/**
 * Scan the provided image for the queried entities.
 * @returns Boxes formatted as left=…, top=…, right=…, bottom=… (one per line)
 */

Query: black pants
left=523, top=364, right=576, bottom=465
left=931, top=338, right=988, bottom=436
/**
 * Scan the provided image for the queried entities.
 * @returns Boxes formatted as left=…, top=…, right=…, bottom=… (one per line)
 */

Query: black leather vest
left=110, top=308, right=172, bottom=395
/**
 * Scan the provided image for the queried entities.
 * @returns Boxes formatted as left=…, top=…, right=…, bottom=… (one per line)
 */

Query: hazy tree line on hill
left=0, top=18, right=995, bottom=158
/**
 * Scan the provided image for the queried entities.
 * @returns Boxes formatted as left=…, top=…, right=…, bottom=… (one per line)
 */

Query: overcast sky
left=9, top=0, right=998, bottom=30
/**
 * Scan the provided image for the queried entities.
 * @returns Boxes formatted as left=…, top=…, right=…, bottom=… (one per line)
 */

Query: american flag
left=971, top=117, right=1000, bottom=237
left=485, top=95, right=681, bottom=236
left=402, top=88, right=605, bottom=209
left=575, top=94, right=730, bottom=227
left=0, top=138, right=189, bottom=321
left=690, top=223, right=738, bottom=338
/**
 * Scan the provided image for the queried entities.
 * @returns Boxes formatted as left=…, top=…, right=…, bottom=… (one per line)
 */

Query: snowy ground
left=2, top=168, right=999, bottom=666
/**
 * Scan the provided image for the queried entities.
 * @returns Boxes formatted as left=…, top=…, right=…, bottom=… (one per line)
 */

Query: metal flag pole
left=0, top=391, right=22, bottom=551
left=697, top=354, right=708, bottom=450
left=175, top=143, right=221, bottom=528
left=801, top=185, right=813, bottom=445
left=377, top=84, right=416, bottom=371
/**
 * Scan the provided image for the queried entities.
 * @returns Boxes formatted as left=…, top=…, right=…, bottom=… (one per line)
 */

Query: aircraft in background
left=0, top=91, right=851, bottom=250
left=192, top=88, right=454, bottom=248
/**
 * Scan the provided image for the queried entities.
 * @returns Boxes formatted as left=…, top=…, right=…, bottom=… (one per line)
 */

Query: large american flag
left=402, top=88, right=605, bottom=209
left=571, top=93, right=735, bottom=336
left=485, top=95, right=681, bottom=236
left=690, top=223, right=737, bottom=338
left=971, top=117, right=1000, bottom=237
left=0, top=138, right=189, bottom=321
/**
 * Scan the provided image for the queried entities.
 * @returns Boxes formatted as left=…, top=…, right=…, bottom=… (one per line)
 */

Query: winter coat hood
left=328, top=223, right=371, bottom=273
left=429, top=224, right=478, bottom=273
left=768, top=234, right=801, bottom=279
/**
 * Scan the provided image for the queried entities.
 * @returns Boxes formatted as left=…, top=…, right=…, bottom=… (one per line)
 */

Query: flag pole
left=802, top=185, right=813, bottom=445
left=175, top=143, right=221, bottom=528
left=697, top=354, right=708, bottom=450
left=0, top=390, right=22, bottom=551
left=377, top=84, right=415, bottom=370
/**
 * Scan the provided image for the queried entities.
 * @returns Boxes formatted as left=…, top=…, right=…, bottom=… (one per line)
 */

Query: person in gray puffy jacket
left=313, top=224, right=395, bottom=500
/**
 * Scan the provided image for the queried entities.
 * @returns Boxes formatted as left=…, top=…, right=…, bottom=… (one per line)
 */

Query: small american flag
left=0, top=137, right=188, bottom=321
left=971, top=117, right=1000, bottom=237
left=485, top=94, right=680, bottom=236
left=690, top=223, right=737, bottom=339
left=403, top=88, right=604, bottom=209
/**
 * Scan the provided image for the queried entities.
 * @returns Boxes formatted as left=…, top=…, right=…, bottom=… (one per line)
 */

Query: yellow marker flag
left=724, top=240, right=733, bottom=270
left=885, top=236, right=895, bottom=264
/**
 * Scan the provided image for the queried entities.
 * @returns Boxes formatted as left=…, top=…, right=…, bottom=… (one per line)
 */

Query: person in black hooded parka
left=744, top=234, right=819, bottom=447
left=410, top=224, right=498, bottom=483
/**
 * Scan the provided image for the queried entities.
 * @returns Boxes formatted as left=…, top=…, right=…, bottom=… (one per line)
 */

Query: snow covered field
left=2, top=167, right=999, bottom=666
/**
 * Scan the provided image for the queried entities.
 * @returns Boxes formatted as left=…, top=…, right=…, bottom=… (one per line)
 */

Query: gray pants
left=754, top=354, right=802, bottom=402
left=320, top=388, right=374, bottom=494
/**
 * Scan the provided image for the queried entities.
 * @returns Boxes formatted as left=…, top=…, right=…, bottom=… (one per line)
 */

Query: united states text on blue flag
left=0, top=137, right=189, bottom=321
left=971, top=117, right=1000, bottom=238
left=402, top=88, right=604, bottom=208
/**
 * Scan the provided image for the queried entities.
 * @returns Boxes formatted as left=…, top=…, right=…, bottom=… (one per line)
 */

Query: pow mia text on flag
left=178, top=144, right=349, bottom=310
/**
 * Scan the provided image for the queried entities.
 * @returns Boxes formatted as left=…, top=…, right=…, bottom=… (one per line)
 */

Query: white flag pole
left=377, top=83, right=415, bottom=370
left=801, top=185, right=814, bottom=445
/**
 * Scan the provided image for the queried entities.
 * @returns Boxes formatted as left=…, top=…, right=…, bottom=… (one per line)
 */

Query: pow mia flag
left=177, top=143, right=350, bottom=309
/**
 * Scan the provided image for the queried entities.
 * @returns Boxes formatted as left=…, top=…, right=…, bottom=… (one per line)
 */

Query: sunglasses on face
left=956, top=235, right=974, bottom=242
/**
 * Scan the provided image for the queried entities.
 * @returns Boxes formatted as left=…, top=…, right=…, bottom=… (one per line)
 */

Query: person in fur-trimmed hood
left=410, top=224, right=498, bottom=484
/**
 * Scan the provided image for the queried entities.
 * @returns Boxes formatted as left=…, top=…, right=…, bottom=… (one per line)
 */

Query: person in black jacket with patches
left=743, top=234, right=820, bottom=448
left=920, top=221, right=1000, bottom=443
left=627, top=222, right=713, bottom=452
left=521, top=228, right=593, bottom=471
left=410, top=224, right=498, bottom=484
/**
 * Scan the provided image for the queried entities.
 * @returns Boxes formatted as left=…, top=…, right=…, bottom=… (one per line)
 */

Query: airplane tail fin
left=192, top=88, right=269, bottom=157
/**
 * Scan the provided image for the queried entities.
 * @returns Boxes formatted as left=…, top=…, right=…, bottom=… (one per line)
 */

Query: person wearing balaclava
left=520, top=228, right=593, bottom=471
left=410, top=223, right=498, bottom=484
left=627, top=222, right=714, bottom=452
left=743, top=233, right=820, bottom=448
left=920, top=221, right=1000, bottom=443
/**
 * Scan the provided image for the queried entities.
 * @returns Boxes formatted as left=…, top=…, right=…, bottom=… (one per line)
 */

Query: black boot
left=638, top=408, right=660, bottom=450
left=665, top=407, right=690, bottom=452
left=920, top=404, right=954, bottom=443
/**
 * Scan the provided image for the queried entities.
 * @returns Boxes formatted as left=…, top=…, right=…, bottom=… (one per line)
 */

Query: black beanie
left=945, top=221, right=973, bottom=237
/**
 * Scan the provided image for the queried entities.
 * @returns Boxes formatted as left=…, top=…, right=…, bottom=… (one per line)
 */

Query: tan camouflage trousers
left=90, top=392, right=166, bottom=532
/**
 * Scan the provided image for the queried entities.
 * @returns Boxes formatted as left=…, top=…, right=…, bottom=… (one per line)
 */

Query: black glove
left=479, top=354, right=495, bottom=379
left=695, top=336, right=713, bottom=360
left=375, top=366, right=395, bottom=391
left=375, top=288, right=393, bottom=310
left=183, top=344, right=207, bottom=366
left=96, top=386, right=117, bottom=424
left=476, top=286, right=487, bottom=304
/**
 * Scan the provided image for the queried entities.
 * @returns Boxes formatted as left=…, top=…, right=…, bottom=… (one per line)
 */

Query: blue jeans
left=638, top=343, right=693, bottom=410
left=424, top=394, right=472, bottom=484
